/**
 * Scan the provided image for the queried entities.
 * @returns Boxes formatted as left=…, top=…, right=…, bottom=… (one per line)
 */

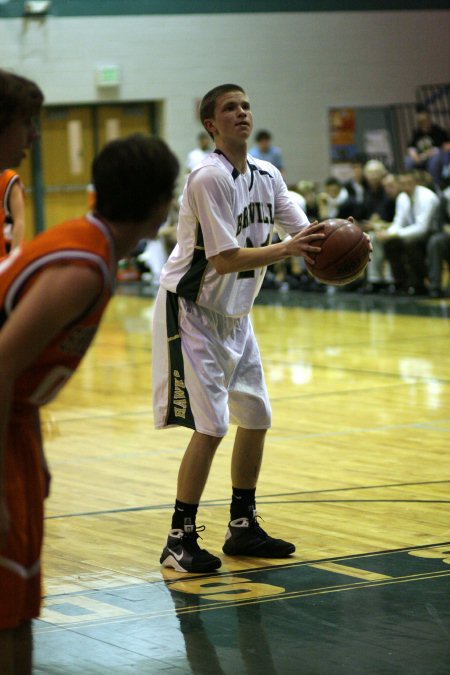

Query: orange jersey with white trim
left=0, top=212, right=116, bottom=407
left=0, top=169, right=22, bottom=257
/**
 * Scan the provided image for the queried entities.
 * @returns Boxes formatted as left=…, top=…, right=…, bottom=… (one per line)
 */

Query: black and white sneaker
left=222, top=515, right=295, bottom=558
left=160, top=526, right=222, bottom=573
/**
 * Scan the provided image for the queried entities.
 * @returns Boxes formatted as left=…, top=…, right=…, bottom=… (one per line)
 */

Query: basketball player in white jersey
left=153, top=83, right=325, bottom=573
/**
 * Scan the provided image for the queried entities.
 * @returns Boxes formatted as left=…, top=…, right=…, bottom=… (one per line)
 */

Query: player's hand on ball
left=287, top=221, right=325, bottom=265
left=348, top=216, right=373, bottom=256
left=304, top=218, right=371, bottom=285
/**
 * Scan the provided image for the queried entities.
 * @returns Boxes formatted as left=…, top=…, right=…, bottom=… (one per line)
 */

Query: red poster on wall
left=329, top=108, right=357, bottom=162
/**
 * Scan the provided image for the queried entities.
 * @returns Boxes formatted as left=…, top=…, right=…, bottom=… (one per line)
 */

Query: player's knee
left=230, top=395, right=271, bottom=428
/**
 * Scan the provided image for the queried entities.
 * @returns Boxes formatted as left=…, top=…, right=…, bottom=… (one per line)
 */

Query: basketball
left=305, top=218, right=370, bottom=286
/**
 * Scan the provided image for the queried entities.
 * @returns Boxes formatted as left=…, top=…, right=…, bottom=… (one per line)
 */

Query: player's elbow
left=210, top=258, right=229, bottom=275
left=209, top=249, right=239, bottom=275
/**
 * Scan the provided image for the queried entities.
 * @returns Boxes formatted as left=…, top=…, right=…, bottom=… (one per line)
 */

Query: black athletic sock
left=230, top=487, right=256, bottom=521
left=172, top=499, right=198, bottom=532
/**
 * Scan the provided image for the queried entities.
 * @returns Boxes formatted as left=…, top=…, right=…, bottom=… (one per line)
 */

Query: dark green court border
left=120, top=282, right=450, bottom=320
left=254, top=288, right=450, bottom=319
left=1, top=0, right=449, bottom=18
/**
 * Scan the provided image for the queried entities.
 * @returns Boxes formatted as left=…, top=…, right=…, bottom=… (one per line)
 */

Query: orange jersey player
left=0, top=67, right=42, bottom=268
left=0, top=131, right=179, bottom=674
left=0, top=169, right=26, bottom=256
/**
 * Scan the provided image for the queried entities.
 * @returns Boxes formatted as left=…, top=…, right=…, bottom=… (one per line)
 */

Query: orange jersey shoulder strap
left=0, top=213, right=116, bottom=319
left=0, top=170, right=21, bottom=219
left=0, top=171, right=22, bottom=256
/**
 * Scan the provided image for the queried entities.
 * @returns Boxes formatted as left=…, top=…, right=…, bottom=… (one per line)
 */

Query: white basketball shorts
left=152, top=287, right=272, bottom=437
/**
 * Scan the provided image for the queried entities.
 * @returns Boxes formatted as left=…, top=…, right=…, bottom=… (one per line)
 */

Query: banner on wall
left=329, top=108, right=357, bottom=162
left=364, top=129, right=393, bottom=166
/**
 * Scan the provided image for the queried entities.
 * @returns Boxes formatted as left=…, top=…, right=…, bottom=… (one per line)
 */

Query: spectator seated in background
left=341, top=155, right=368, bottom=221
left=185, top=131, right=212, bottom=173
left=427, top=178, right=450, bottom=298
left=405, top=104, right=450, bottom=192
left=358, top=159, right=395, bottom=224
left=413, top=168, right=436, bottom=192
left=317, top=177, right=349, bottom=220
left=359, top=173, right=400, bottom=293
left=374, top=170, right=439, bottom=295
left=250, top=129, right=285, bottom=174
left=295, top=180, right=320, bottom=221
left=380, top=172, right=400, bottom=222
left=137, top=195, right=180, bottom=286
left=265, top=188, right=306, bottom=291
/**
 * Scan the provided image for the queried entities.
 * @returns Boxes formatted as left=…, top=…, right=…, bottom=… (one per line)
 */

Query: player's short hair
left=92, top=134, right=179, bottom=223
left=0, top=70, right=44, bottom=133
left=199, top=83, right=245, bottom=134
left=255, top=129, right=272, bottom=142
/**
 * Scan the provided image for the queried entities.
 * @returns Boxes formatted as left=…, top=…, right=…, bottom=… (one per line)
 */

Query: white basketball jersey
left=159, top=150, right=309, bottom=317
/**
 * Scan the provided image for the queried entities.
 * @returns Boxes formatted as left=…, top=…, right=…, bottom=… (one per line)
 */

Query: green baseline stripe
left=1, top=0, right=449, bottom=18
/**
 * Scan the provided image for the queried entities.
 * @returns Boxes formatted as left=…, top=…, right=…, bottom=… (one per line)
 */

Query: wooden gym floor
left=34, top=286, right=450, bottom=674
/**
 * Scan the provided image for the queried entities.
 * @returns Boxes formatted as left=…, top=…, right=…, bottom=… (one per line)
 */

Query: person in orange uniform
left=0, top=70, right=42, bottom=172
left=0, top=169, right=26, bottom=256
left=0, top=127, right=179, bottom=671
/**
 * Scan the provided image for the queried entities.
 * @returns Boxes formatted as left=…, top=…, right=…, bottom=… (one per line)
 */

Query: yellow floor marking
left=309, top=561, right=392, bottom=581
